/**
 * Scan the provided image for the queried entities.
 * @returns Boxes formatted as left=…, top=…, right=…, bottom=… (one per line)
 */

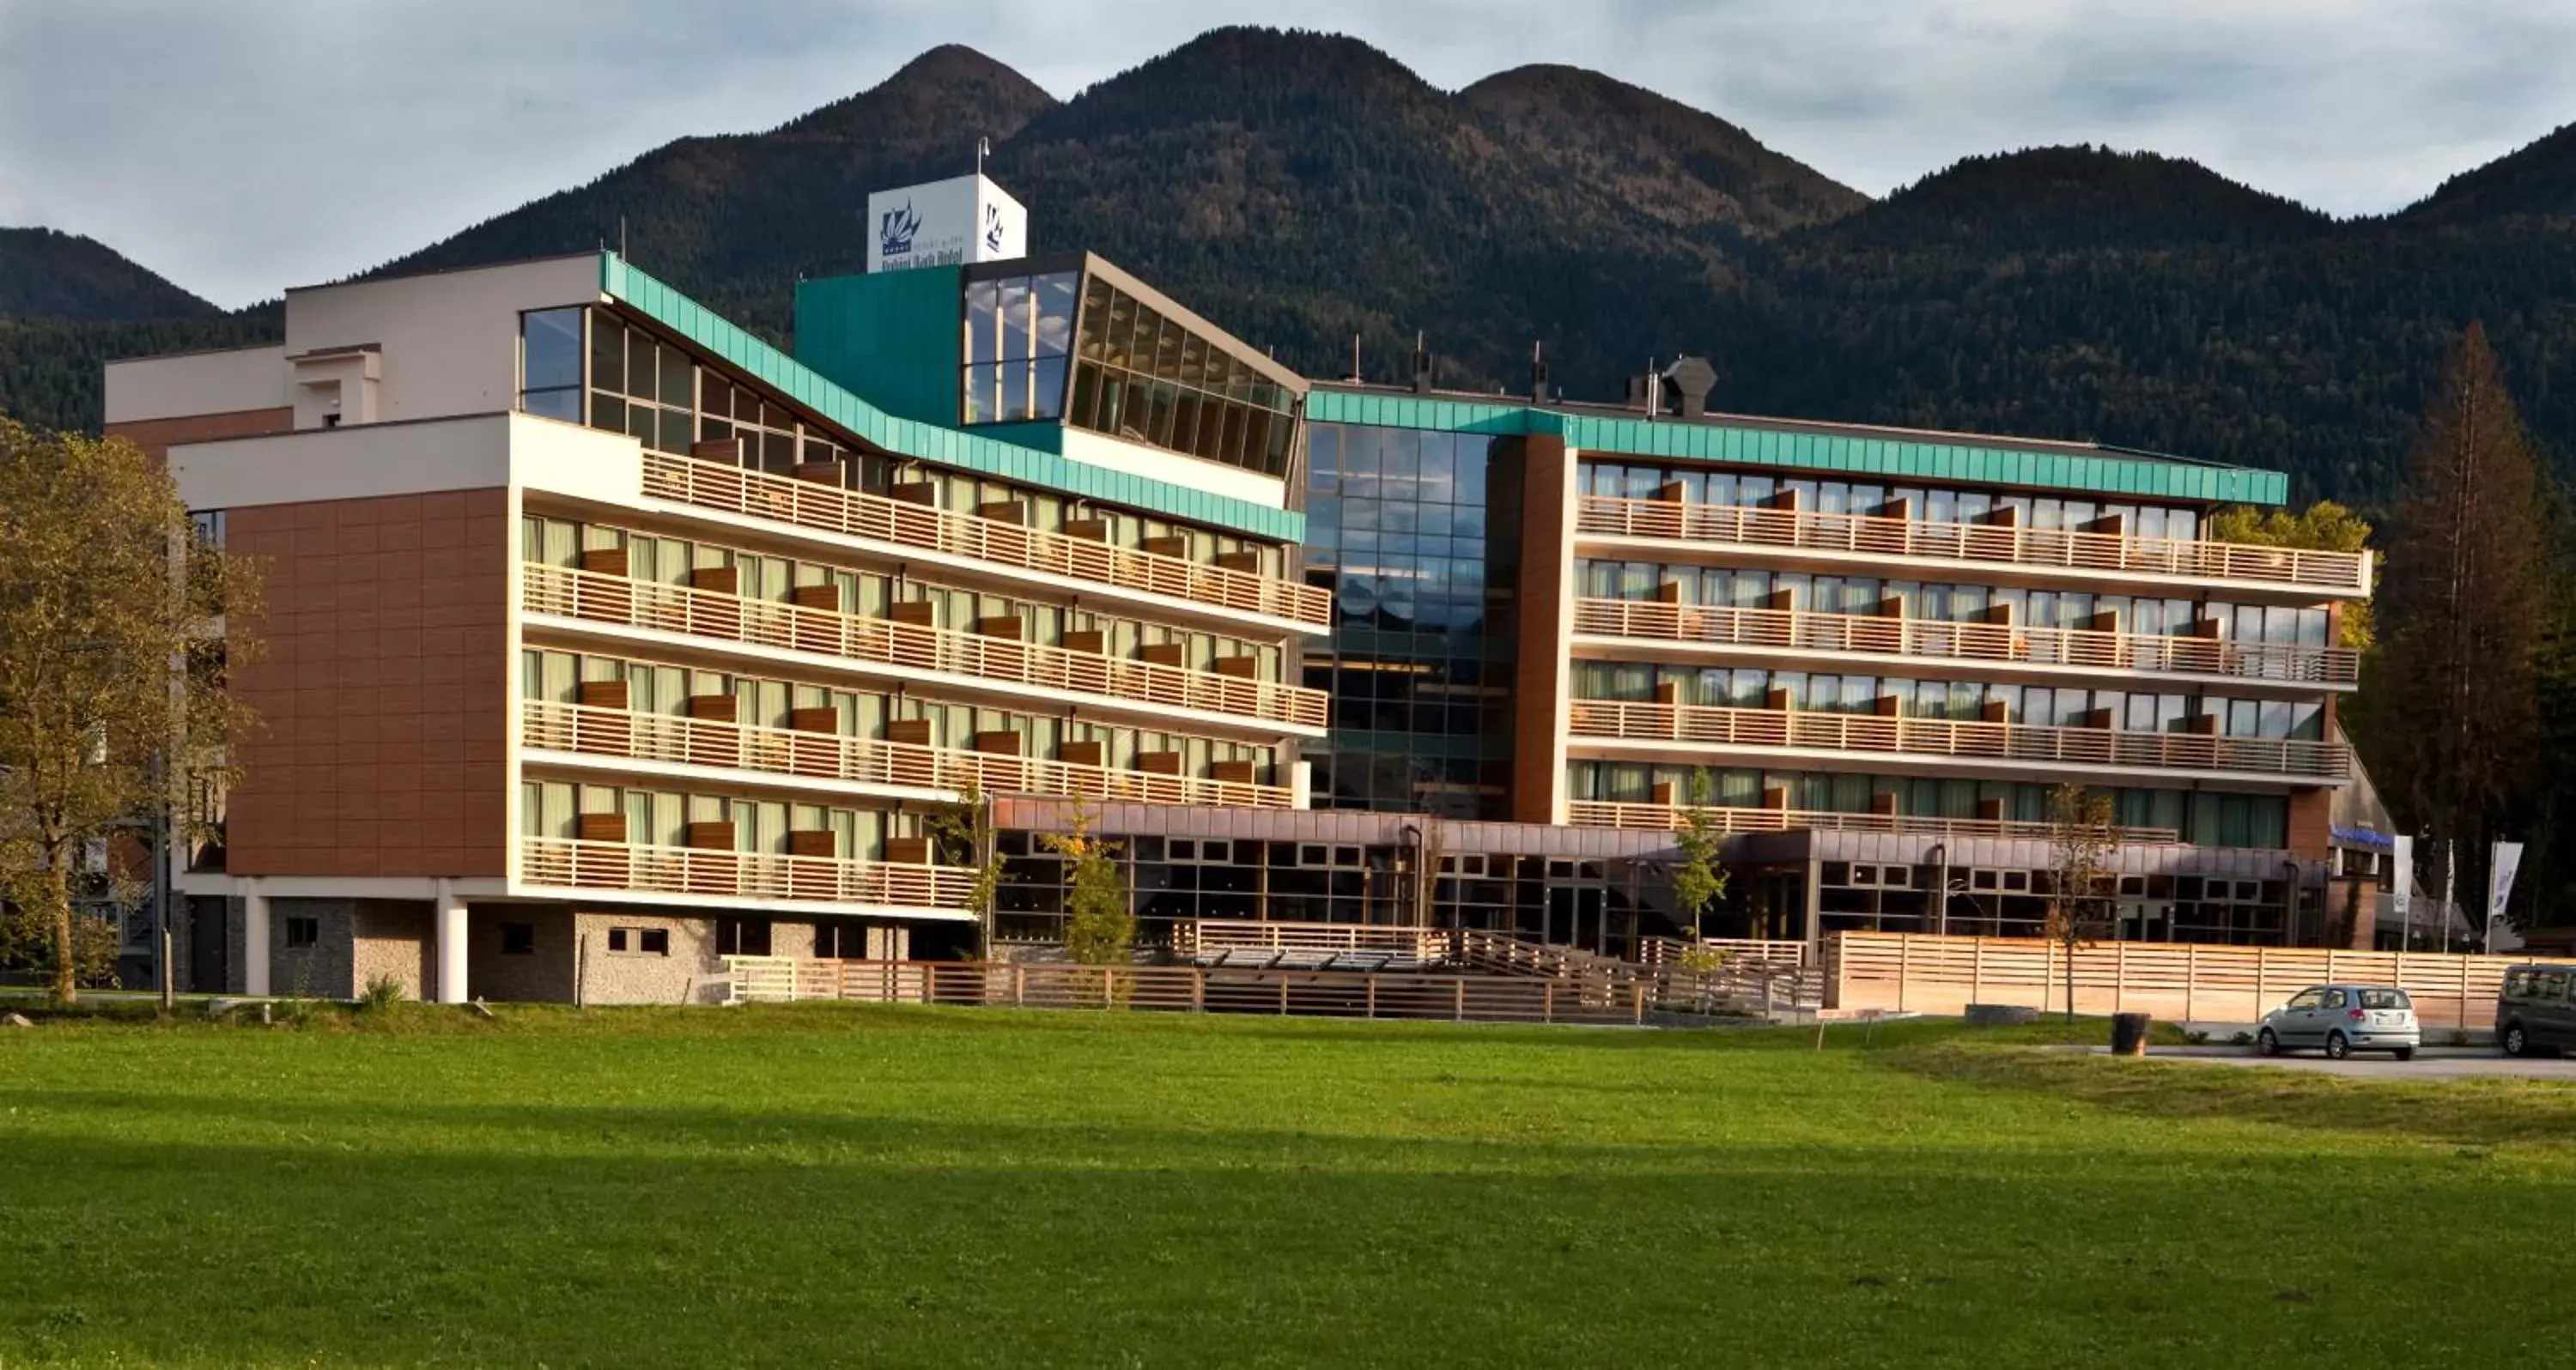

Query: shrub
left=360, top=974, right=405, bottom=1012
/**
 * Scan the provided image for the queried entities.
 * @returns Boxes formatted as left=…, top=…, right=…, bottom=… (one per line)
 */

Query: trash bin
left=2111, top=1012, right=2152, bottom=1057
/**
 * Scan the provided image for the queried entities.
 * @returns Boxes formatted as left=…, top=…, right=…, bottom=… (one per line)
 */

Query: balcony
left=1565, top=798, right=2178, bottom=845
left=1571, top=597, right=2359, bottom=690
left=641, top=452, right=1331, bottom=629
left=523, top=699, right=1297, bottom=809
left=1575, top=494, right=2372, bottom=598
left=519, top=836, right=977, bottom=912
left=522, top=563, right=1328, bottom=733
left=1566, top=700, right=2351, bottom=784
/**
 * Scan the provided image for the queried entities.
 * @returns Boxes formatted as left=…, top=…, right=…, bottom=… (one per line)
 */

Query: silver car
left=2257, top=984, right=2421, bottom=1060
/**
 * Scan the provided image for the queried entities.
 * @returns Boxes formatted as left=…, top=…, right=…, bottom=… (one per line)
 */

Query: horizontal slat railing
left=1828, top=931, right=2576, bottom=1030
left=1572, top=597, right=2357, bottom=687
left=1577, top=495, right=2371, bottom=594
left=523, top=562, right=1327, bottom=730
left=724, top=957, right=1654, bottom=1025
left=524, top=699, right=1293, bottom=809
left=520, top=836, right=976, bottom=910
left=1568, top=700, right=2350, bottom=781
left=642, top=452, right=1331, bottom=627
left=1566, top=798, right=2179, bottom=845
left=1176, top=918, right=1450, bottom=957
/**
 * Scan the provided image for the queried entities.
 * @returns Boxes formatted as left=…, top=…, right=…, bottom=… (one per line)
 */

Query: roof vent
left=1663, top=356, right=1717, bottom=419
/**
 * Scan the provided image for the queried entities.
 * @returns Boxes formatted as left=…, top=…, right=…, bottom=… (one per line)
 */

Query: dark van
left=2496, top=964, right=2576, bottom=1057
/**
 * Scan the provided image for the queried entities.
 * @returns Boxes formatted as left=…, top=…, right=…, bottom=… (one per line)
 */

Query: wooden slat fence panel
left=1828, top=931, right=2576, bottom=1028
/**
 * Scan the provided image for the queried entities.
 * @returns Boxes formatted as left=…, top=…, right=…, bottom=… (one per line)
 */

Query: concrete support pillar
left=241, top=880, right=270, bottom=997
left=435, top=880, right=469, bottom=1004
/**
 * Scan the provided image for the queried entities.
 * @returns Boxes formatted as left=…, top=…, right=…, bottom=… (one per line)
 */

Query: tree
left=1668, top=779, right=1730, bottom=949
left=926, top=773, right=1005, bottom=957
left=2369, top=323, right=2547, bottom=939
left=0, top=419, right=253, bottom=1003
left=1042, top=799, right=1133, bottom=967
left=2209, top=500, right=2376, bottom=647
left=2042, top=784, right=2116, bottom=1021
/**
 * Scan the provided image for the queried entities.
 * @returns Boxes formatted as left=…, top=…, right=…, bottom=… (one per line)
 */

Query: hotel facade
left=105, top=180, right=2369, bottom=996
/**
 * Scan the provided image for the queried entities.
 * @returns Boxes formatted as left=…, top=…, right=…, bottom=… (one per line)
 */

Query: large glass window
left=1060, top=275, right=1297, bottom=476
left=963, top=271, right=1078, bottom=425
left=519, top=307, right=585, bottom=421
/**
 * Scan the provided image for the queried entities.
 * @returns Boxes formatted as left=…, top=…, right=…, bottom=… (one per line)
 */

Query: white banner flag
left=2490, top=841, right=2525, bottom=924
left=2391, top=835, right=2413, bottom=926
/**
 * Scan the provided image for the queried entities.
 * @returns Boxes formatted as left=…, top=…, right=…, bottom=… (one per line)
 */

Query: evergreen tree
left=2372, top=323, right=2546, bottom=932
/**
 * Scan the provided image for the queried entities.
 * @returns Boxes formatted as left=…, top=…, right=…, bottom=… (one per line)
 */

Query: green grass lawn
left=4, top=1006, right=2573, bottom=1367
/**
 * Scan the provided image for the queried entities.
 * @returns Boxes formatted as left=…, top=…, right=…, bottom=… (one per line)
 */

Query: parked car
left=2257, top=985, right=2420, bottom=1060
left=2495, top=964, right=2576, bottom=1057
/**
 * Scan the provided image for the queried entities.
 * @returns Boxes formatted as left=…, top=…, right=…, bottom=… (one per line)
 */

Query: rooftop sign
left=866, top=173, right=1027, bottom=274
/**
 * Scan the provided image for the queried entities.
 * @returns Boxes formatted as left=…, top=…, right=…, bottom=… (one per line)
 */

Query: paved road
left=2111, top=1045, right=2576, bottom=1081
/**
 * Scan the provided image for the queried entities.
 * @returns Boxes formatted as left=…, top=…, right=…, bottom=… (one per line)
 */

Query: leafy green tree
left=1042, top=800, right=1133, bottom=966
left=2210, top=501, right=2376, bottom=647
left=0, top=419, right=255, bottom=1003
left=1668, top=778, right=1730, bottom=949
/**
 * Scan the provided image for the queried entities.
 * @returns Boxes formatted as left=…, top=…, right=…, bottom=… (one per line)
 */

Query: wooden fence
left=723, top=956, right=1654, bottom=1026
left=1827, top=931, right=2576, bottom=1028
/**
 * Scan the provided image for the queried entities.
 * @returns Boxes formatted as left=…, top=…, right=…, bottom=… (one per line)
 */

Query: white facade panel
left=282, top=255, right=600, bottom=427
left=103, top=345, right=291, bottom=423
left=1057, top=425, right=1288, bottom=512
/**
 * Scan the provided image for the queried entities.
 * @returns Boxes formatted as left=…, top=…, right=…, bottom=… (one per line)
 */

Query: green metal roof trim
left=1305, top=390, right=2287, bottom=506
left=599, top=253, right=1303, bottom=542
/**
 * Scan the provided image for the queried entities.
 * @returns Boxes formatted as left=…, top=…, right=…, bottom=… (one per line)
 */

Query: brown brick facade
left=106, top=408, right=294, bottom=466
left=225, top=490, right=512, bottom=878
left=1511, top=434, right=1573, bottom=824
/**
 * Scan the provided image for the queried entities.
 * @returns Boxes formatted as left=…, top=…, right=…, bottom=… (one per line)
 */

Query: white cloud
left=2, top=1, right=2570, bottom=307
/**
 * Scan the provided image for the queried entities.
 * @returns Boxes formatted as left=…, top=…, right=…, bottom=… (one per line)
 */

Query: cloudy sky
left=5, top=1, right=2572, bottom=309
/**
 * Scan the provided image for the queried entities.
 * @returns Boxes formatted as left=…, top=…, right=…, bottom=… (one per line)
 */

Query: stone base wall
left=352, top=902, right=434, bottom=1001
left=269, top=898, right=359, bottom=999
left=466, top=906, right=576, bottom=1003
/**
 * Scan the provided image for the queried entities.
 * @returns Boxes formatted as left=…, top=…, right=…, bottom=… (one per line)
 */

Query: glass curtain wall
left=1302, top=421, right=1522, bottom=816
left=961, top=271, right=1078, bottom=425
left=1064, top=275, right=1297, bottom=476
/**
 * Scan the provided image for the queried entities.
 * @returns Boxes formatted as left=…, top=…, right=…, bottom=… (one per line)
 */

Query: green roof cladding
left=598, top=253, right=1303, bottom=542
left=793, top=268, right=963, bottom=427
left=1304, top=389, right=2288, bottom=507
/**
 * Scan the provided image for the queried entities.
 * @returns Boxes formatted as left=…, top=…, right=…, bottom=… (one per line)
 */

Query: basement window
left=284, top=917, right=319, bottom=949
left=608, top=926, right=669, bottom=956
left=501, top=923, right=536, bottom=956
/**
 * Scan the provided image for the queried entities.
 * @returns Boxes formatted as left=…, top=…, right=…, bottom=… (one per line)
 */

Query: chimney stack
left=1411, top=332, right=1432, bottom=393
left=1529, top=341, right=1551, bottom=403
left=1664, top=355, right=1717, bottom=420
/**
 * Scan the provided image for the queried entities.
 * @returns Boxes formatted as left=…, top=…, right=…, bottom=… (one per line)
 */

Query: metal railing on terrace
left=522, top=562, right=1328, bottom=730
left=1565, top=798, right=2180, bottom=845
left=1572, top=597, right=2359, bottom=687
left=1576, top=494, right=2372, bottom=595
left=641, top=452, right=1332, bottom=627
left=519, top=836, right=977, bottom=910
left=523, top=699, right=1294, bottom=809
left=1567, top=700, right=2350, bottom=781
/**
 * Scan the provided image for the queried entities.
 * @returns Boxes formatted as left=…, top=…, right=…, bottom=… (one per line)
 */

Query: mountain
left=0, top=227, right=220, bottom=324
left=1455, top=64, right=1866, bottom=239
left=372, top=45, right=1060, bottom=336
left=1817, top=146, right=2331, bottom=252
left=2403, top=121, right=2576, bottom=224
left=11, top=28, right=2576, bottom=513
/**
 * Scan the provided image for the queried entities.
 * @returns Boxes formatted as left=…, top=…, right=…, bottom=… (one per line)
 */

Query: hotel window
left=1061, top=274, right=1297, bottom=476
left=284, top=917, right=319, bottom=949
left=963, top=270, right=1078, bottom=425
left=519, top=307, right=586, bottom=421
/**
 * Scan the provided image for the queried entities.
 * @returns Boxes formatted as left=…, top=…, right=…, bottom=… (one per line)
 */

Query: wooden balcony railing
left=1567, top=700, right=2351, bottom=781
left=1566, top=798, right=2180, bottom=845
left=522, top=562, right=1327, bottom=731
left=1576, top=494, right=2372, bottom=594
left=523, top=699, right=1295, bottom=809
left=1572, top=597, right=2359, bottom=687
left=641, top=452, right=1331, bottom=627
left=519, top=836, right=977, bottom=910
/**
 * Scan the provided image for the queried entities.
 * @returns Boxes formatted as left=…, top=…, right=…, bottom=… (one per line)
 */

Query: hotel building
left=103, top=180, right=2370, bottom=990
left=106, top=191, right=1327, bottom=1002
